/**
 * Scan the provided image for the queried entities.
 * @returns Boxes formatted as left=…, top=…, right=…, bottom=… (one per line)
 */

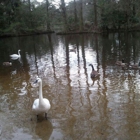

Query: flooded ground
left=0, top=32, right=140, bottom=139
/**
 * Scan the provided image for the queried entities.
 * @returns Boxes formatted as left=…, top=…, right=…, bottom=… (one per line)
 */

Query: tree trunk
left=46, top=0, right=51, bottom=31
left=74, top=0, right=78, bottom=26
left=132, top=1, right=136, bottom=16
left=28, top=0, right=32, bottom=28
left=93, top=0, right=97, bottom=27
left=79, top=0, right=83, bottom=31
left=28, top=0, right=31, bottom=12
left=61, top=0, right=68, bottom=32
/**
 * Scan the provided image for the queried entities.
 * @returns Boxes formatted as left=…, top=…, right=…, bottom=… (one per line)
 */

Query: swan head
left=34, top=76, right=41, bottom=84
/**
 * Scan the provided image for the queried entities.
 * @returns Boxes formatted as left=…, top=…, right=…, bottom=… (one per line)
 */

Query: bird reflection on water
left=35, top=119, right=53, bottom=140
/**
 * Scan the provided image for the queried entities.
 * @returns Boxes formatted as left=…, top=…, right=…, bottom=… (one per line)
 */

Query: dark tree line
left=0, top=0, right=140, bottom=36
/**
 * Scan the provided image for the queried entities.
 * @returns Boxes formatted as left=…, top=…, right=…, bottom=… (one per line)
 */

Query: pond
left=0, top=32, right=140, bottom=140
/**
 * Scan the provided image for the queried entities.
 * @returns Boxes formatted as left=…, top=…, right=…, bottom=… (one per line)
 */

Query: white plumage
left=10, top=50, right=21, bottom=60
left=32, top=77, right=51, bottom=119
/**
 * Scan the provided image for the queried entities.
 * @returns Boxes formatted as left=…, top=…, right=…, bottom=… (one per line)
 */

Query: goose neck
left=91, top=65, right=94, bottom=71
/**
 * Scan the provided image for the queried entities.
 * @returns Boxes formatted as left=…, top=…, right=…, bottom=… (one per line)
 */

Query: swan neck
left=39, top=80, right=43, bottom=102
left=18, top=50, right=20, bottom=56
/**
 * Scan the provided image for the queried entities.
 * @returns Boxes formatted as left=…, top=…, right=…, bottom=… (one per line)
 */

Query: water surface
left=0, top=32, right=140, bottom=140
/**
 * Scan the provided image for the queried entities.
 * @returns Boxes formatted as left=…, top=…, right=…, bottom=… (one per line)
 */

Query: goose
left=10, top=50, right=21, bottom=60
left=32, top=77, right=51, bottom=119
left=69, top=45, right=76, bottom=52
left=69, top=48, right=76, bottom=53
left=3, top=61, right=12, bottom=66
left=116, top=59, right=127, bottom=67
left=129, top=61, right=140, bottom=69
left=89, top=64, right=99, bottom=78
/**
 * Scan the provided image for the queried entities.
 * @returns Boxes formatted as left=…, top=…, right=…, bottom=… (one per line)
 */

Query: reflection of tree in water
left=47, top=34, right=57, bottom=80
left=102, top=33, right=140, bottom=65
left=33, top=37, right=39, bottom=75
left=65, top=35, right=71, bottom=93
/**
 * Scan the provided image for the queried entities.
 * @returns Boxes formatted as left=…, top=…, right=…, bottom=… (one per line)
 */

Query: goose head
left=89, top=64, right=94, bottom=70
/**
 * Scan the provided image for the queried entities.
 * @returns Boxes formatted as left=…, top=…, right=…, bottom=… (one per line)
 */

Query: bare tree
left=74, top=0, right=78, bottom=25
left=79, top=0, right=84, bottom=31
left=93, top=0, right=97, bottom=27
left=61, top=0, right=68, bottom=31
left=46, top=0, right=51, bottom=31
left=28, top=0, right=32, bottom=28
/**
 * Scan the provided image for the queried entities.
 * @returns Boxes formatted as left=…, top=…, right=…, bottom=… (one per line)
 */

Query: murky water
left=0, top=32, right=140, bottom=140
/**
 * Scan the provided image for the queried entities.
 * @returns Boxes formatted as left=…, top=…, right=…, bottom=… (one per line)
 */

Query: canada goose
left=89, top=64, right=99, bottom=78
left=116, top=59, right=127, bottom=66
left=129, top=62, right=140, bottom=69
left=10, top=50, right=21, bottom=60
left=3, top=61, right=12, bottom=66
left=32, top=77, right=51, bottom=119
left=69, top=48, right=76, bottom=52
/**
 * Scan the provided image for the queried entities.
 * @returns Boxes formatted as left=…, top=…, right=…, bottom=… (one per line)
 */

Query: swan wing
left=10, top=54, right=18, bottom=57
left=32, top=99, right=39, bottom=110
left=10, top=54, right=20, bottom=60
left=43, top=98, right=51, bottom=110
left=32, top=98, right=51, bottom=114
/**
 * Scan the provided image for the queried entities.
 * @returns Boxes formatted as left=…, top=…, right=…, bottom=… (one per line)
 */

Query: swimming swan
left=89, top=64, right=99, bottom=78
left=10, top=50, right=21, bottom=60
left=32, top=77, right=51, bottom=119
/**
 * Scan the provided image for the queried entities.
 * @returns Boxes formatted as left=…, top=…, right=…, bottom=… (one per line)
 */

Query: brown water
left=0, top=33, right=140, bottom=140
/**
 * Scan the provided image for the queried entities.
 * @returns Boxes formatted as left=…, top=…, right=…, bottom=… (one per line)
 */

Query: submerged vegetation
left=0, top=0, right=140, bottom=36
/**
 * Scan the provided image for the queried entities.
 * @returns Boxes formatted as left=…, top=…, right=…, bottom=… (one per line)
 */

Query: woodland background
left=1, top=0, right=140, bottom=36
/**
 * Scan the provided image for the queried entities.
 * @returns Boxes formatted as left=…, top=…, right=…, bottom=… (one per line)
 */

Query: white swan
left=32, top=77, right=51, bottom=119
left=10, top=50, right=21, bottom=60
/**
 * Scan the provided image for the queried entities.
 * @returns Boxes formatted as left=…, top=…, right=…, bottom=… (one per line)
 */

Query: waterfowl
left=129, top=62, right=140, bottom=69
left=10, top=50, right=21, bottom=60
left=116, top=59, right=127, bottom=66
left=69, top=48, right=76, bottom=53
left=89, top=64, right=99, bottom=78
left=69, top=45, right=76, bottom=52
left=32, top=77, right=51, bottom=119
left=3, top=61, right=12, bottom=66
